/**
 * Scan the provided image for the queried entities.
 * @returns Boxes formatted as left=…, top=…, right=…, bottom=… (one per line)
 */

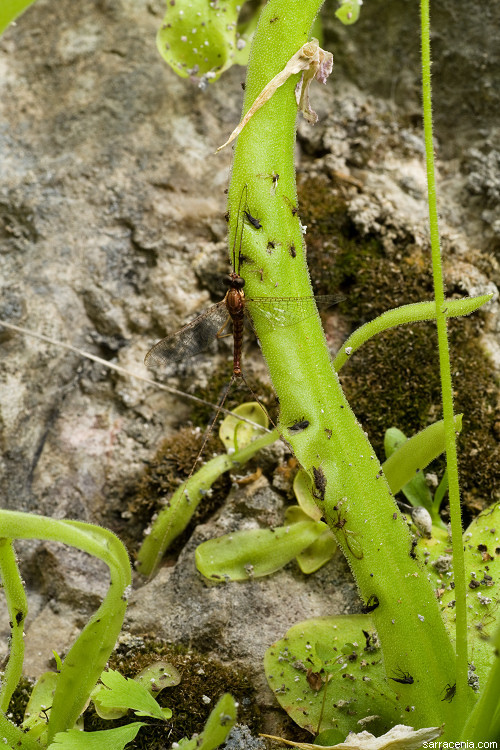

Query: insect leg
left=216, top=315, right=232, bottom=339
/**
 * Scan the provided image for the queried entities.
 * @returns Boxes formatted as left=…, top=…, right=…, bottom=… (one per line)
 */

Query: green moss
left=297, top=174, right=384, bottom=300
left=450, top=319, right=499, bottom=512
left=299, top=175, right=498, bottom=515
left=6, top=675, right=34, bottom=727
left=83, top=637, right=261, bottom=747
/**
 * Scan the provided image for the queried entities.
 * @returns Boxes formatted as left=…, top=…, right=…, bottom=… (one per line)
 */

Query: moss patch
left=298, top=174, right=385, bottom=302
left=83, top=636, right=260, bottom=747
left=6, top=675, right=34, bottom=728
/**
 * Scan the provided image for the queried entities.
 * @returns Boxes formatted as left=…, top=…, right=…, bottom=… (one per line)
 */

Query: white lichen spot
left=477, top=593, right=492, bottom=605
left=411, top=506, right=432, bottom=537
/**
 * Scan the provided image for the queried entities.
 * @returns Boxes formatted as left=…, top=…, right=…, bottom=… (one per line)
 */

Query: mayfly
left=145, top=184, right=340, bottom=385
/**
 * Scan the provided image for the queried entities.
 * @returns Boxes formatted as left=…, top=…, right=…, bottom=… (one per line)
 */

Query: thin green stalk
left=420, top=0, right=470, bottom=721
left=332, top=295, right=491, bottom=372
left=0, top=539, right=28, bottom=712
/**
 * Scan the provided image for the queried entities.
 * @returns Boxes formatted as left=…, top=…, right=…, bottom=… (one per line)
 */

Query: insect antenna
left=186, top=375, right=236, bottom=485
left=238, top=370, right=277, bottom=431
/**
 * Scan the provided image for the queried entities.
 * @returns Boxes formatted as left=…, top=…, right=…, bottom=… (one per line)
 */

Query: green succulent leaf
left=0, top=0, right=38, bottom=36
left=439, top=502, right=500, bottom=688
left=93, top=669, right=171, bottom=721
left=294, top=469, right=323, bottom=520
left=284, top=504, right=337, bottom=574
left=156, top=0, right=256, bottom=82
left=314, top=728, right=346, bottom=745
left=295, top=530, right=337, bottom=574
left=334, top=0, right=362, bottom=25
left=47, top=723, right=145, bottom=750
left=21, top=671, right=58, bottom=742
left=195, top=693, right=237, bottom=749
left=134, top=661, right=181, bottom=696
left=219, top=401, right=269, bottom=453
left=196, top=520, right=324, bottom=580
left=383, top=416, right=462, bottom=497
left=264, top=615, right=399, bottom=736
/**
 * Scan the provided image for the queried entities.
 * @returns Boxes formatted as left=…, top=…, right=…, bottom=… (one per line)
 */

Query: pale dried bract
left=216, top=38, right=333, bottom=151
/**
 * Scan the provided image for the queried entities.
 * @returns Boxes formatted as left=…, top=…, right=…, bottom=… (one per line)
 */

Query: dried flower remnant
left=306, top=669, right=324, bottom=691
left=294, top=40, right=333, bottom=124
left=216, top=38, right=333, bottom=152
left=260, top=722, right=443, bottom=749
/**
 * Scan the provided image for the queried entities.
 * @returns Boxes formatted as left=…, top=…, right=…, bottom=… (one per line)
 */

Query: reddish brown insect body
left=224, top=272, right=246, bottom=377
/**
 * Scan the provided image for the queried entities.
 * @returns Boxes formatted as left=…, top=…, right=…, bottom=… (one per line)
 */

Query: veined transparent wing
left=245, top=294, right=342, bottom=332
left=145, top=301, right=229, bottom=367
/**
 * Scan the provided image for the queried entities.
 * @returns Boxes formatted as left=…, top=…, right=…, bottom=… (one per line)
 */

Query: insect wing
left=245, top=294, right=342, bottom=332
left=145, top=301, right=229, bottom=367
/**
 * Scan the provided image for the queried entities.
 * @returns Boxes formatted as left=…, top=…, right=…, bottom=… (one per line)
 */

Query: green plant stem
left=332, top=295, right=491, bottom=372
left=420, top=0, right=470, bottom=723
left=0, top=511, right=131, bottom=742
left=0, top=539, right=28, bottom=712
left=227, top=0, right=459, bottom=733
